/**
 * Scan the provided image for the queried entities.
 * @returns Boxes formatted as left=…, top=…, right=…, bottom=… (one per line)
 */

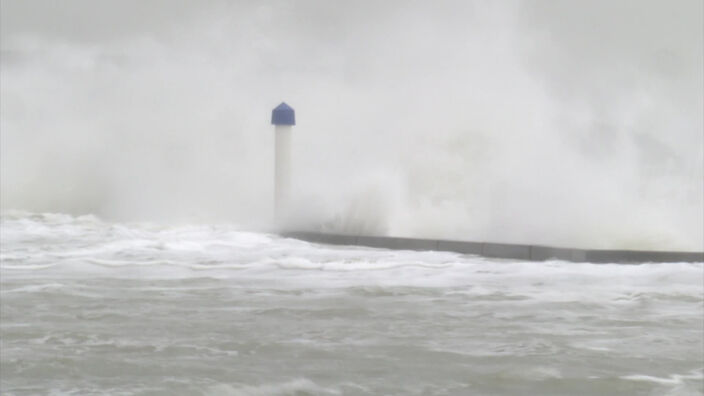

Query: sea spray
left=1, top=0, right=701, bottom=250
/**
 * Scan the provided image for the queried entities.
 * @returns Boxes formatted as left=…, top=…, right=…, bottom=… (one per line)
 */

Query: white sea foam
left=2, top=214, right=702, bottom=292
left=1, top=282, right=65, bottom=293
left=1, top=213, right=702, bottom=395
left=621, top=369, right=704, bottom=386
left=5, top=213, right=701, bottom=301
left=207, top=378, right=339, bottom=396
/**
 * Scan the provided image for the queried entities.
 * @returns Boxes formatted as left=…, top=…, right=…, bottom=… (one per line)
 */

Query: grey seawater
left=1, top=212, right=702, bottom=396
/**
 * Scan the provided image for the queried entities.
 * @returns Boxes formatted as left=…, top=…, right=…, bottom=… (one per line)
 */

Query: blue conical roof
left=271, top=102, right=295, bottom=125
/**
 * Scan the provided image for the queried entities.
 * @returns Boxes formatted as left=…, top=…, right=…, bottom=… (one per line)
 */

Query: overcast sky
left=1, top=0, right=702, bottom=249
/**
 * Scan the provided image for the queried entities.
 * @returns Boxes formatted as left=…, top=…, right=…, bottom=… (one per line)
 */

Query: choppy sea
left=1, top=212, right=702, bottom=395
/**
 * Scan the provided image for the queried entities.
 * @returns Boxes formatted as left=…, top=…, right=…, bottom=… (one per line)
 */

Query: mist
left=1, top=0, right=702, bottom=250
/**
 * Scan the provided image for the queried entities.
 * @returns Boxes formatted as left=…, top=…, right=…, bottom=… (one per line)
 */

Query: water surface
left=1, top=212, right=702, bottom=395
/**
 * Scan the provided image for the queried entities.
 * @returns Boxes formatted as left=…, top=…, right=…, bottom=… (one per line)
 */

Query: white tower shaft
left=274, top=125, right=292, bottom=222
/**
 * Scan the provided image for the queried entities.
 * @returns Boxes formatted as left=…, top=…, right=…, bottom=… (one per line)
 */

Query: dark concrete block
left=283, top=231, right=703, bottom=263
left=482, top=243, right=531, bottom=260
left=387, top=237, right=438, bottom=251
left=529, top=246, right=587, bottom=261
left=353, top=236, right=436, bottom=251
left=570, top=249, right=587, bottom=262
left=530, top=246, right=573, bottom=261
left=437, top=240, right=484, bottom=255
left=586, top=249, right=704, bottom=263
left=283, top=232, right=357, bottom=246
left=316, top=234, right=358, bottom=246
left=355, top=235, right=391, bottom=249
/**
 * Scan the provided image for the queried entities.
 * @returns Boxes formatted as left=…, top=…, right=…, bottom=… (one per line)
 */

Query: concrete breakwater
left=281, top=231, right=704, bottom=263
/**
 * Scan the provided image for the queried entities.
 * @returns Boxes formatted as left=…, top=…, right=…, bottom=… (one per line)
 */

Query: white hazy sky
left=1, top=0, right=702, bottom=250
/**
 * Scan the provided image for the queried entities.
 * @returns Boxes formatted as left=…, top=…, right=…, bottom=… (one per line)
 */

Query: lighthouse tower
left=271, top=102, right=295, bottom=224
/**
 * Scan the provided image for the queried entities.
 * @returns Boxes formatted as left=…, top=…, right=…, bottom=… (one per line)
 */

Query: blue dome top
left=271, top=102, right=295, bottom=125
